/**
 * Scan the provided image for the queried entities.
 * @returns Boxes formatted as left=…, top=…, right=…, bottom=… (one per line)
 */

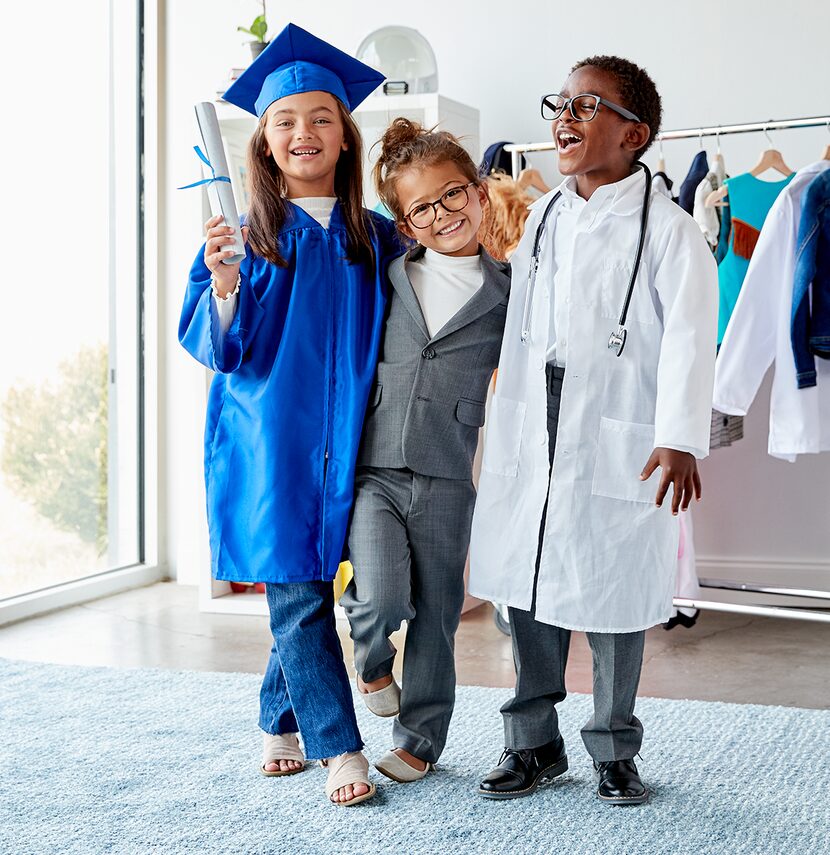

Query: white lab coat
left=713, top=160, right=830, bottom=461
left=469, top=170, right=718, bottom=632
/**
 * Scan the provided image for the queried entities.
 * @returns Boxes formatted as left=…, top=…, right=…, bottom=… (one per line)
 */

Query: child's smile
left=555, top=126, right=585, bottom=155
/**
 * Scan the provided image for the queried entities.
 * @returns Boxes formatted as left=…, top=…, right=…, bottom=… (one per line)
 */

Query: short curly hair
left=571, top=56, right=662, bottom=158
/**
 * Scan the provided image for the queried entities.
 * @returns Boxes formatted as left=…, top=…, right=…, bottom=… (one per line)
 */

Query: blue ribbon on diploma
left=177, top=146, right=233, bottom=190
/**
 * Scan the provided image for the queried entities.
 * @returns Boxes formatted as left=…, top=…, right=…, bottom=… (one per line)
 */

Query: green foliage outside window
left=1, top=345, right=108, bottom=554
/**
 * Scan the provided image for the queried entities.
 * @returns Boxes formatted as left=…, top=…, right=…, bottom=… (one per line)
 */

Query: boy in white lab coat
left=470, top=57, right=718, bottom=804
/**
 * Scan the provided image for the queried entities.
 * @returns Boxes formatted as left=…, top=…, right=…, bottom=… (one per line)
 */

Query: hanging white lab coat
left=468, top=170, right=718, bottom=632
left=713, top=161, right=830, bottom=461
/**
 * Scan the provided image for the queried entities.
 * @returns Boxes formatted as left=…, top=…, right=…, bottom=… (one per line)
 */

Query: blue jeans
left=259, top=581, right=363, bottom=760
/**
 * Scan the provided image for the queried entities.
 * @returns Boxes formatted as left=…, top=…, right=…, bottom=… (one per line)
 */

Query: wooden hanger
left=750, top=127, right=793, bottom=177
left=655, top=137, right=666, bottom=174
left=517, top=167, right=551, bottom=195
left=703, top=130, right=728, bottom=207
left=705, top=184, right=728, bottom=208
left=822, top=122, right=830, bottom=160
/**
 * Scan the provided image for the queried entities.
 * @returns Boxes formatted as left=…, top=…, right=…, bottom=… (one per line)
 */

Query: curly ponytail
left=373, top=118, right=481, bottom=222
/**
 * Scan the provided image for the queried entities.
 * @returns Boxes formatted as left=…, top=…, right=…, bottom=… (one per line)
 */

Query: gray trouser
left=341, top=466, right=475, bottom=764
left=501, top=365, right=645, bottom=762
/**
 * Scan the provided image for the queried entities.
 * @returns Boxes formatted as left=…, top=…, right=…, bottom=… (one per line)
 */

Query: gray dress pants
left=500, top=365, right=646, bottom=762
left=342, top=467, right=475, bottom=764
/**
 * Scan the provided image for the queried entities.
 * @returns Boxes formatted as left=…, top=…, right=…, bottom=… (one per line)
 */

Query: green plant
left=1, top=344, right=108, bottom=554
left=238, top=1, right=268, bottom=43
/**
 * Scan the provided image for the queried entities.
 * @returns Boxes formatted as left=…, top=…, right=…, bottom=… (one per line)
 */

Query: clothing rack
left=504, top=114, right=830, bottom=179
left=503, top=114, right=830, bottom=623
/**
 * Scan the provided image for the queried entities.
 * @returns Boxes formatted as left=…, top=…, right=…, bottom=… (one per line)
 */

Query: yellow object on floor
left=333, top=561, right=353, bottom=602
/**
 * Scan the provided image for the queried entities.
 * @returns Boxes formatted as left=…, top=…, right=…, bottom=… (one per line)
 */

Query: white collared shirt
left=546, top=171, right=646, bottom=365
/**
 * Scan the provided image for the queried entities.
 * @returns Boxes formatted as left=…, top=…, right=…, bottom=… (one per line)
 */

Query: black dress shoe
left=663, top=608, right=700, bottom=630
left=478, top=736, right=568, bottom=799
left=593, top=758, right=649, bottom=805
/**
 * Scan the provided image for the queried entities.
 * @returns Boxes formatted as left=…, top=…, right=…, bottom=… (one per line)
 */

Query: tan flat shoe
left=325, top=751, right=377, bottom=806
left=260, top=731, right=306, bottom=777
left=356, top=676, right=401, bottom=718
left=374, top=750, right=433, bottom=783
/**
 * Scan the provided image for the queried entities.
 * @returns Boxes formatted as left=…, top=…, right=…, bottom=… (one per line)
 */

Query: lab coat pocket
left=591, top=417, right=656, bottom=504
left=600, top=257, right=655, bottom=326
left=482, top=396, right=527, bottom=477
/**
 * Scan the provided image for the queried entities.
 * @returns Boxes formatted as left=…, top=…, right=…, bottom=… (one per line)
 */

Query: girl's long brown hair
left=245, top=99, right=375, bottom=268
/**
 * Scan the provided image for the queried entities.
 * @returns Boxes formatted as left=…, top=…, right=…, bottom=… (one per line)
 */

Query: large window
left=0, top=1, right=142, bottom=601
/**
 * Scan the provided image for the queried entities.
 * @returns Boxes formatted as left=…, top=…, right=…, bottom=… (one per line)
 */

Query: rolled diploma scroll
left=194, top=102, right=246, bottom=265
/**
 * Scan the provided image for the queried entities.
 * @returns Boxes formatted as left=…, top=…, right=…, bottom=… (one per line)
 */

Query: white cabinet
left=354, top=93, right=480, bottom=211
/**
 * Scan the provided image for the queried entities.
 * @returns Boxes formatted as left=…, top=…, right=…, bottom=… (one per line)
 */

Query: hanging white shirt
left=406, top=248, right=483, bottom=338
left=713, top=160, right=830, bottom=461
left=213, top=197, right=337, bottom=333
left=468, top=169, right=718, bottom=633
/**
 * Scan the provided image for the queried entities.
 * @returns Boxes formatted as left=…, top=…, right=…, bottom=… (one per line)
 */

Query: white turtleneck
left=406, top=248, right=484, bottom=338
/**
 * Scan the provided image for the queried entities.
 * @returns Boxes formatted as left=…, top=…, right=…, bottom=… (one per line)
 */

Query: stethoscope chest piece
left=521, top=162, right=652, bottom=356
left=608, top=327, right=627, bottom=356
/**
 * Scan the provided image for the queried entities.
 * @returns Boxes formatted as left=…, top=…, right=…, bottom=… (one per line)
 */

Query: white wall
left=161, top=0, right=830, bottom=587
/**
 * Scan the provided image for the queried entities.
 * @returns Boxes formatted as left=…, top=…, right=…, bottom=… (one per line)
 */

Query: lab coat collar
left=529, top=167, right=648, bottom=219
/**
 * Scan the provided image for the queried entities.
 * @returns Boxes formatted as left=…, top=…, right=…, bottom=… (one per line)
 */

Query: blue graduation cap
left=223, top=23, right=385, bottom=118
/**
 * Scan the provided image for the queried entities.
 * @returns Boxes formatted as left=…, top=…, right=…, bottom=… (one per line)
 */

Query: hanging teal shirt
left=717, top=172, right=794, bottom=343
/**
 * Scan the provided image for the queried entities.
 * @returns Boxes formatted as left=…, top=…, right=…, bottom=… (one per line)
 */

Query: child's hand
left=204, top=215, right=249, bottom=297
left=639, top=448, right=701, bottom=515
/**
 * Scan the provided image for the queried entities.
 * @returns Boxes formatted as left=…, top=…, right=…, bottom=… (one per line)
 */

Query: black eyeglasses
left=541, top=93, right=641, bottom=123
left=404, top=182, right=477, bottom=229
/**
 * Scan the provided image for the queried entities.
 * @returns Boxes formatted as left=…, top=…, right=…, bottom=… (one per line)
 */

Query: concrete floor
left=1, top=581, right=828, bottom=709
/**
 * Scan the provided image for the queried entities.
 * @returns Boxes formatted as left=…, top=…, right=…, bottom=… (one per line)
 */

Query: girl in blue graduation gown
left=178, top=24, right=400, bottom=806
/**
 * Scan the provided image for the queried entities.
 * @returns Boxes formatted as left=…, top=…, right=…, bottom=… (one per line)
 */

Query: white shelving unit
left=354, top=93, right=480, bottom=211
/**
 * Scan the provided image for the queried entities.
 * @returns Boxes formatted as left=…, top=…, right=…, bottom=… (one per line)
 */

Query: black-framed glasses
left=541, top=93, right=641, bottom=123
left=404, top=182, right=477, bottom=229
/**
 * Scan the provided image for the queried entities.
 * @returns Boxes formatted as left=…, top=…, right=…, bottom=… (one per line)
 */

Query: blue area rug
left=1, top=658, right=828, bottom=855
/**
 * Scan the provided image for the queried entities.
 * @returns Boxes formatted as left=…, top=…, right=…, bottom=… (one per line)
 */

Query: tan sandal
left=356, top=676, right=401, bottom=718
left=324, top=751, right=377, bottom=806
left=260, top=731, right=306, bottom=777
left=374, top=749, right=433, bottom=783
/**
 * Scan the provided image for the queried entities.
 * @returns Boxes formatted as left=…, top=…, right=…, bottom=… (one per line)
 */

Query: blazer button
left=422, top=347, right=436, bottom=359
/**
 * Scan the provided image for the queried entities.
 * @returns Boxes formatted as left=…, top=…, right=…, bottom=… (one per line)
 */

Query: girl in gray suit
left=340, top=119, right=510, bottom=783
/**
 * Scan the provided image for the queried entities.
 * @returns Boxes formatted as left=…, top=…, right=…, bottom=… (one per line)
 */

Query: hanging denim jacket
left=791, top=170, right=830, bottom=389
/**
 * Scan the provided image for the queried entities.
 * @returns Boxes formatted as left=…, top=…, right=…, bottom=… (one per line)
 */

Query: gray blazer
left=358, top=245, right=510, bottom=481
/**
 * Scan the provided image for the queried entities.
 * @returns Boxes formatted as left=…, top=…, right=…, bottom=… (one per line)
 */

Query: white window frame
left=0, top=0, right=164, bottom=627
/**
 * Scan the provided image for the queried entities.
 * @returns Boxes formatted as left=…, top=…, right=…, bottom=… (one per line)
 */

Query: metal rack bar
left=656, top=115, right=830, bottom=141
left=503, top=114, right=830, bottom=168
left=673, top=598, right=830, bottom=624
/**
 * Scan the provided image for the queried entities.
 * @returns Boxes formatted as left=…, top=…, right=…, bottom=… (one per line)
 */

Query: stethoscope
left=520, top=161, right=652, bottom=357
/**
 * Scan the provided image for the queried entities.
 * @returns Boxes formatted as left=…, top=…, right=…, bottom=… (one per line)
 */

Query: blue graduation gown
left=179, top=202, right=400, bottom=583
